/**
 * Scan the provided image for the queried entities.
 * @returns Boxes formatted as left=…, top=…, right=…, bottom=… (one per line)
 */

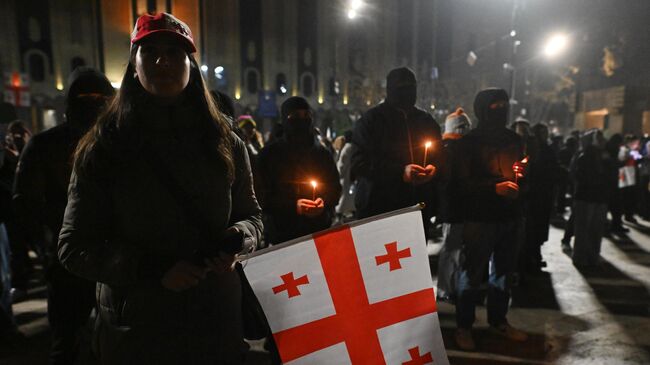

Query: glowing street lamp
left=346, top=0, right=363, bottom=20
left=543, top=34, right=569, bottom=59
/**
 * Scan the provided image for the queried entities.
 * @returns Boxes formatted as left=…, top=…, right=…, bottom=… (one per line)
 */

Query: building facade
left=0, top=0, right=439, bottom=134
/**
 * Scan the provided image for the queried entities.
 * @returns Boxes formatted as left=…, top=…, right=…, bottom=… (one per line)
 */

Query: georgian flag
left=242, top=206, right=449, bottom=364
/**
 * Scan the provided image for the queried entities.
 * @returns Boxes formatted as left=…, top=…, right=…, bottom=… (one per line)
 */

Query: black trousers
left=46, top=262, right=96, bottom=365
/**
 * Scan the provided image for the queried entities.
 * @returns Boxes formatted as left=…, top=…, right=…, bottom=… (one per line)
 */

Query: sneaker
left=455, top=328, right=476, bottom=351
left=489, top=323, right=528, bottom=342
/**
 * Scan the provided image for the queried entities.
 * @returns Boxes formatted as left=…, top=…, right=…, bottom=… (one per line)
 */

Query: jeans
left=455, top=220, right=519, bottom=329
left=572, top=201, right=607, bottom=266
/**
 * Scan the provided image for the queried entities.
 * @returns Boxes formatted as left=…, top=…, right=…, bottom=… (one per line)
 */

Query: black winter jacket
left=257, top=137, right=341, bottom=245
left=57, top=102, right=262, bottom=364
left=454, top=126, right=524, bottom=222
left=13, top=123, right=85, bottom=256
left=351, top=102, right=441, bottom=219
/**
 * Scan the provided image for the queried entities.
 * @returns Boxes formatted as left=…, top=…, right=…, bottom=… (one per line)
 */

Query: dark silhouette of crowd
left=1, top=11, right=650, bottom=364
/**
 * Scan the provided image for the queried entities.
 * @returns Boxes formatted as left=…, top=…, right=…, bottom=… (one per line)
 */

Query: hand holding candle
left=512, top=156, right=529, bottom=183
left=403, top=164, right=436, bottom=185
left=297, top=180, right=324, bottom=217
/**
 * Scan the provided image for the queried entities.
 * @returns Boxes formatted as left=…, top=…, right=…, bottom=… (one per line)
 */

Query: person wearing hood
left=11, top=67, right=114, bottom=364
left=520, top=123, right=561, bottom=276
left=452, top=88, right=528, bottom=351
left=571, top=129, right=618, bottom=267
left=351, top=67, right=441, bottom=229
left=436, top=108, right=471, bottom=303
left=257, top=96, right=341, bottom=245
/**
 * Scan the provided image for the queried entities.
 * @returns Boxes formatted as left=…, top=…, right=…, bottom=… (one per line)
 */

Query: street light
left=346, top=0, right=363, bottom=20
left=543, top=34, right=569, bottom=59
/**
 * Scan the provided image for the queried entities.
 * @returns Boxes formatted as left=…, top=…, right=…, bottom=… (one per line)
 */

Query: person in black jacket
left=13, top=67, right=114, bottom=364
left=436, top=107, right=471, bottom=303
left=572, top=129, right=618, bottom=267
left=453, top=88, right=528, bottom=351
left=521, top=123, right=560, bottom=274
left=57, top=13, right=262, bottom=364
left=351, top=67, right=441, bottom=227
left=257, top=97, right=341, bottom=245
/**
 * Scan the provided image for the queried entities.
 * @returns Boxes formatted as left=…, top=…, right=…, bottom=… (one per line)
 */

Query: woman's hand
left=161, top=260, right=209, bottom=292
left=296, top=198, right=325, bottom=218
left=403, top=164, right=436, bottom=185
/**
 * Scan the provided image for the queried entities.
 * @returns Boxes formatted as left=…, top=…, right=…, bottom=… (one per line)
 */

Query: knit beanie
left=444, top=107, right=471, bottom=135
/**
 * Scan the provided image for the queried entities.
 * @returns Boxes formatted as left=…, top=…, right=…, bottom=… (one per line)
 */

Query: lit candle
left=423, top=141, right=432, bottom=167
left=513, top=156, right=529, bottom=184
left=310, top=180, right=318, bottom=201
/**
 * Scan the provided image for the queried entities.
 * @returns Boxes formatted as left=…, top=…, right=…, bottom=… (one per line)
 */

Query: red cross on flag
left=3, top=72, right=30, bottom=107
left=242, top=206, right=449, bottom=364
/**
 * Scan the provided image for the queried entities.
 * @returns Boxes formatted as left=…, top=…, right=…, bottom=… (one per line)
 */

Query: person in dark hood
left=12, top=66, right=114, bottom=364
left=351, top=67, right=441, bottom=230
left=520, top=123, right=560, bottom=276
left=257, top=97, right=341, bottom=245
left=452, top=88, right=528, bottom=351
left=572, top=129, right=617, bottom=267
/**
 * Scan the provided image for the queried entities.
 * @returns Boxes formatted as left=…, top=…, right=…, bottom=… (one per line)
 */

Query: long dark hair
left=74, top=45, right=234, bottom=181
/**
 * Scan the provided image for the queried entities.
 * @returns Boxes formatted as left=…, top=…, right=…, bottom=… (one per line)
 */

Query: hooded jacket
left=351, top=69, right=441, bottom=219
left=256, top=97, right=341, bottom=245
left=453, top=88, right=524, bottom=222
left=13, top=68, right=115, bottom=257
left=572, top=130, right=618, bottom=204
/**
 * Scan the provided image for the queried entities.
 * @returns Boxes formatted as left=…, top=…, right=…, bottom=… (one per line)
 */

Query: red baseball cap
left=131, top=13, right=197, bottom=53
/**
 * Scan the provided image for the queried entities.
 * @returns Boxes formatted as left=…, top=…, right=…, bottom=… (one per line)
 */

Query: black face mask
left=284, top=118, right=313, bottom=138
left=387, top=85, right=417, bottom=110
left=67, top=98, right=107, bottom=130
left=484, top=106, right=508, bottom=128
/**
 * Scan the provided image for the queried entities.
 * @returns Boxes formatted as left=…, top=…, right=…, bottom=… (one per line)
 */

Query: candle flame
left=310, top=180, right=318, bottom=188
left=425, top=141, right=432, bottom=148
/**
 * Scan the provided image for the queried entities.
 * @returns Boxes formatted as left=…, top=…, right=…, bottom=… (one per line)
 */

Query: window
left=246, top=69, right=259, bottom=94
left=301, top=73, right=314, bottom=97
left=28, top=53, right=46, bottom=82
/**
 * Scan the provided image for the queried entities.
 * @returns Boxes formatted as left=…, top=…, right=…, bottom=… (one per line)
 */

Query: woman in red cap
left=57, top=13, right=262, bottom=364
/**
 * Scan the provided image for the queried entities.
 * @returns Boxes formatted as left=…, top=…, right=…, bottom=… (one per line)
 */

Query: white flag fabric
left=243, top=207, right=449, bottom=364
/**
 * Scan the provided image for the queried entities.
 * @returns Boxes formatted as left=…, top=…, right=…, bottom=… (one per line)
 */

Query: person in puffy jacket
left=57, top=13, right=262, bottom=364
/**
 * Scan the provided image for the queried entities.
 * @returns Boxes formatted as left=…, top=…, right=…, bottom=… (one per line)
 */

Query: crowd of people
left=1, top=12, right=650, bottom=364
